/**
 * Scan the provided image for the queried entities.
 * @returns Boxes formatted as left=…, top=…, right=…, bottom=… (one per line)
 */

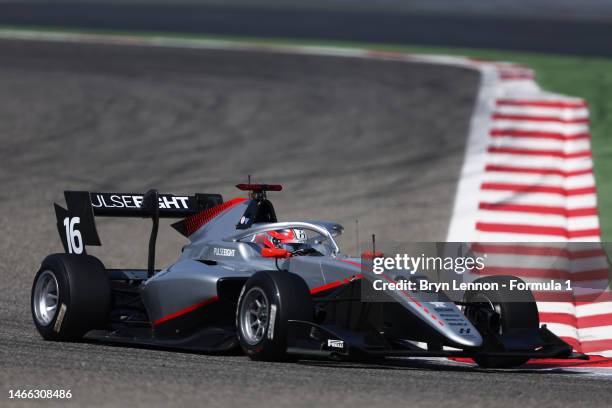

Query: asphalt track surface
left=1, top=2, right=612, bottom=57
left=0, top=39, right=610, bottom=407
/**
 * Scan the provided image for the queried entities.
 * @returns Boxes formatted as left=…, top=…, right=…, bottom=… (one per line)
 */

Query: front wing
left=285, top=320, right=587, bottom=361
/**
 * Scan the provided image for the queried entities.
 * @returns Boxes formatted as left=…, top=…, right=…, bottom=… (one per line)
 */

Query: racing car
left=31, top=184, right=584, bottom=368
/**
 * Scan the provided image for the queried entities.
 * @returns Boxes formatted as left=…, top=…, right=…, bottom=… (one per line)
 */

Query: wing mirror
left=262, top=248, right=289, bottom=258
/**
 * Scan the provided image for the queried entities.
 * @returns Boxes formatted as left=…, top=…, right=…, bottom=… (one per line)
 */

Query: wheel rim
left=239, top=287, right=270, bottom=345
left=33, top=270, right=59, bottom=326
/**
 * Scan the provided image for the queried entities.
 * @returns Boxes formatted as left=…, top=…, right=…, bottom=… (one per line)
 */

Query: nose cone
left=445, top=327, right=483, bottom=348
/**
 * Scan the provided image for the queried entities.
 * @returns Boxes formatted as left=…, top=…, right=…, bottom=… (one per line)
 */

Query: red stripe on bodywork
left=310, top=280, right=347, bottom=294
left=184, top=197, right=247, bottom=236
left=310, top=274, right=364, bottom=295
left=153, top=296, right=219, bottom=326
left=309, top=259, right=364, bottom=293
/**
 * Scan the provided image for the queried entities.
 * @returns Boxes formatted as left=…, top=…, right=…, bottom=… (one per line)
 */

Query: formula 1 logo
left=327, top=339, right=344, bottom=349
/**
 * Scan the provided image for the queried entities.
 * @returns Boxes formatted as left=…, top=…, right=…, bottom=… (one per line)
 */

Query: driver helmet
left=256, top=228, right=308, bottom=252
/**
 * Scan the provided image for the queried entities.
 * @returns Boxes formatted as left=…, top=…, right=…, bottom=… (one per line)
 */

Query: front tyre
left=236, top=270, right=313, bottom=361
left=31, top=254, right=111, bottom=341
left=464, top=275, right=539, bottom=368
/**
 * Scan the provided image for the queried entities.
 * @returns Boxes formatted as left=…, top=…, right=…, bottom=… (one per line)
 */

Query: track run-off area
left=0, top=31, right=611, bottom=407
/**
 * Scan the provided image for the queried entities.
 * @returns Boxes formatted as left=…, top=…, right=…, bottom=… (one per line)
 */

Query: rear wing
left=54, top=190, right=222, bottom=277
left=83, top=191, right=221, bottom=218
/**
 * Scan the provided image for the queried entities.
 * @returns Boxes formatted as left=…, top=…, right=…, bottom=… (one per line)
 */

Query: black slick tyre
left=464, top=275, right=539, bottom=368
left=31, top=253, right=111, bottom=341
left=236, top=270, right=313, bottom=361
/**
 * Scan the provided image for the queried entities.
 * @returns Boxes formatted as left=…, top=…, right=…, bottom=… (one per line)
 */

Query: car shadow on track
left=79, top=338, right=585, bottom=375
left=295, top=358, right=585, bottom=375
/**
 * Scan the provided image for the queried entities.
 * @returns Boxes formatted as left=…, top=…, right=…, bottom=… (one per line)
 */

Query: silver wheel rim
left=33, top=270, right=59, bottom=326
left=239, top=287, right=269, bottom=345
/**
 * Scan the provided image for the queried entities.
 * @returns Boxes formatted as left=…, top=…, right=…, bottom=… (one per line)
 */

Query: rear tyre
left=236, top=270, right=313, bottom=361
left=464, top=275, right=539, bottom=368
left=31, top=253, right=111, bottom=341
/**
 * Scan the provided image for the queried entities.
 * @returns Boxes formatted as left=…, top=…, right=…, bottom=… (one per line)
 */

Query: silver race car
left=31, top=184, right=583, bottom=367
